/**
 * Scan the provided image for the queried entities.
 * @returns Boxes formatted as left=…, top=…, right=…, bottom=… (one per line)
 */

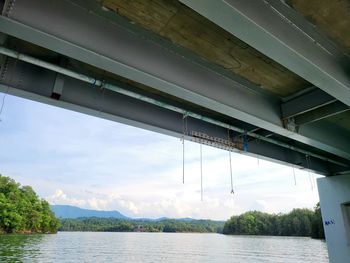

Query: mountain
left=50, top=205, right=215, bottom=222
left=50, top=205, right=128, bottom=219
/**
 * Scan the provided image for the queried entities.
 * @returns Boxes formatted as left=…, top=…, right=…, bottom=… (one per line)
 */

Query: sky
left=0, top=93, right=321, bottom=220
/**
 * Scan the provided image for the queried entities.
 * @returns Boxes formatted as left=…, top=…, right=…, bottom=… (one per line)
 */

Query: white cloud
left=48, top=189, right=87, bottom=207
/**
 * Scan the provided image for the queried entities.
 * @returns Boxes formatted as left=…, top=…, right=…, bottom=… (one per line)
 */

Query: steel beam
left=294, top=102, right=349, bottom=126
left=281, top=89, right=337, bottom=119
left=1, top=58, right=348, bottom=175
left=179, top=0, right=350, bottom=107
left=281, top=88, right=349, bottom=126
left=0, top=0, right=350, bottom=160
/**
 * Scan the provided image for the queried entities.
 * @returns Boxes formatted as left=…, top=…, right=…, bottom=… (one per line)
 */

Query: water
left=0, top=232, right=328, bottom=262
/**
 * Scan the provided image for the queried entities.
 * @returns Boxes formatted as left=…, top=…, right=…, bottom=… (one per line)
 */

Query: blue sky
left=0, top=93, right=321, bottom=220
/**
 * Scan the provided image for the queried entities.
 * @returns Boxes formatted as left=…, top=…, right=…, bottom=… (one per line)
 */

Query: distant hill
left=50, top=205, right=219, bottom=222
left=50, top=205, right=128, bottom=219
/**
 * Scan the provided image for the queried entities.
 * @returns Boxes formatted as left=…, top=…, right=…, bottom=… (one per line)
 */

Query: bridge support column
left=318, top=174, right=350, bottom=262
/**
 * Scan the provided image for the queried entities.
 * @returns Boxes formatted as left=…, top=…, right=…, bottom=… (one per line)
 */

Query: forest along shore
left=223, top=205, right=324, bottom=239
left=58, top=205, right=324, bottom=239
left=0, top=174, right=324, bottom=239
left=59, top=217, right=224, bottom=233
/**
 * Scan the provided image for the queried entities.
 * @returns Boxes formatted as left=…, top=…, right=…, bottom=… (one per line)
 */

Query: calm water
left=0, top=232, right=328, bottom=262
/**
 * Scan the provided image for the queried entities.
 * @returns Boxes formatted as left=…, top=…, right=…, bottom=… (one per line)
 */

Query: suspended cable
left=308, top=156, right=317, bottom=189
left=227, top=129, right=234, bottom=195
left=229, top=150, right=234, bottom=194
left=200, top=143, right=203, bottom=201
left=0, top=57, right=18, bottom=123
left=182, top=113, right=188, bottom=184
left=292, top=165, right=297, bottom=186
left=182, top=135, right=185, bottom=184
left=0, top=88, right=8, bottom=122
left=182, top=114, right=185, bottom=184
left=306, top=155, right=313, bottom=191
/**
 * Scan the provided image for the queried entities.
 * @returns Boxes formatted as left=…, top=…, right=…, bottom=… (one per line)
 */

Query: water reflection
left=0, top=232, right=328, bottom=263
left=0, top=234, right=44, bottom=262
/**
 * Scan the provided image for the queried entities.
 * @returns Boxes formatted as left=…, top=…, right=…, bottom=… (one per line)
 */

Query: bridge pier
left=318, top=174, right=350, bottom=262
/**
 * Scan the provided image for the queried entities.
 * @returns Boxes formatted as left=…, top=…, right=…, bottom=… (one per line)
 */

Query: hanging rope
left=229, top=150, right=234, bottom=194
left=182, top=134, right=185, bottom=184
left=200, top=143, right=203, bottom=201
left=227, top=128, right=234, bottom=195
left=0, top=87, right=9, bottom=122
left=257, top=155, right=260, bottom=165
left=0, top=58, right=18, bottom=123
left=292, top=165, right=297, bottom=186
left=182, top=113, right=188, bottom=184
left=306, top=155, right=313, bottom=191
left=308, top=156, right=316, bottom=189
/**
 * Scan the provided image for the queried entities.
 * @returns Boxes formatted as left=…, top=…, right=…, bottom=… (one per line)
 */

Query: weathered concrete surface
left=99, top=0, right=309, bottom=96
left=291, top=0, right=350, bottom=53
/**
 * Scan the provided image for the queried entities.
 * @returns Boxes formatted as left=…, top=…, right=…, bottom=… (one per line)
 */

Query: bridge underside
left=1, top=0, right=350, bottom=176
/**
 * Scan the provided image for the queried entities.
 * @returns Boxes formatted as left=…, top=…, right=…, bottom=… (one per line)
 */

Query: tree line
left=0, top=174, right=325, bottom=239
left=59, top=205, right=324, bottom=239
left=223, top=204, right=324, bottom=239
left=0, top=175, right=60, bottom=234
left=59, top=217, right=224, bottom=233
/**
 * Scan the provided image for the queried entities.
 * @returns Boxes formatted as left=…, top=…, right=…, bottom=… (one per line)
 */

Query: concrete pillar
left=318, top=174, right=350, bottom=263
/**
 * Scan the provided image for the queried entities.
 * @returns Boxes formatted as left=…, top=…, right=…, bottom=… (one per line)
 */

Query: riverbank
left=0, top=230, right=58, bottom=235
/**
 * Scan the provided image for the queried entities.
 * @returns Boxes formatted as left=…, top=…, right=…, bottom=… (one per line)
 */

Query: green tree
left=311, top=202, right=325, bottom=239
left=0, top=175, right=60, bottom=234
left=59, top=218, right=224, bottom=233
left=223, top=205, right=325, bottom=239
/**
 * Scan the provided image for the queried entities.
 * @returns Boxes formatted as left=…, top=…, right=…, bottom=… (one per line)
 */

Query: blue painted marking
left=324, top=220, right=335, bottom=226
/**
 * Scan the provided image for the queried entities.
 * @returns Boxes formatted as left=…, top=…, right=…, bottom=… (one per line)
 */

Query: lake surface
left=0, top=232, right=328, bottom=262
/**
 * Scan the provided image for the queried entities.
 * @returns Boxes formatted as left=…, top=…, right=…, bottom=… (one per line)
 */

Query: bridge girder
left=180, top=0, right=350, bottom=107
left=0, top=0, right=350, bottom=175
